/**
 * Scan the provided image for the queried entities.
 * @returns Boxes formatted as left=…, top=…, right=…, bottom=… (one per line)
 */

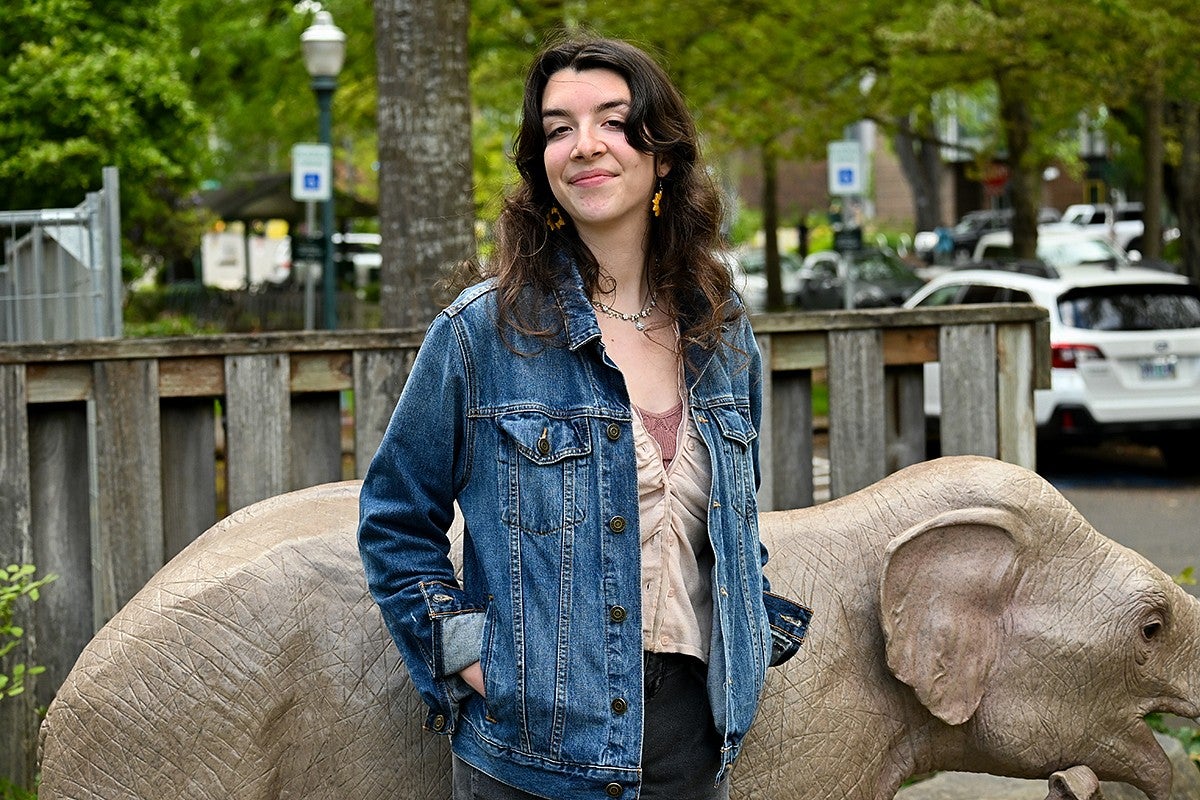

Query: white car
left=972, top=228, right=1134, bottom=269
left=1040, top=202, right=1179, bottom=256
left=904, top=261, right=1200, bottom=471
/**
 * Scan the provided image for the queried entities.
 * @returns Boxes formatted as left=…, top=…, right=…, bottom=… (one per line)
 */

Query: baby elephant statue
left=38, top=456, right=1200, bottom=800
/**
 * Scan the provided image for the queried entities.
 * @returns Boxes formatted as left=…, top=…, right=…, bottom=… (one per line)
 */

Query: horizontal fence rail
left=0, top=304, right=1048, bottom=786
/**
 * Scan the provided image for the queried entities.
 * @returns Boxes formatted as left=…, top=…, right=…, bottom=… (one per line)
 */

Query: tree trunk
left=1179, top=101, right=1200, bottom=284
left=997, top=76, right=1039, bottom=260
left=1141, top=74, right=1164, bottom=261
left=761, top=145, right=783, bottom=311
left=893, top=115, right=944, bottom=233
left=373, top=0, right=476, bottom=329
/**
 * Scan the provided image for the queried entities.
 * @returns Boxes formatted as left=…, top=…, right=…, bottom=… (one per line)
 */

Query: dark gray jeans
left=451, top=652, right=730, bottom=800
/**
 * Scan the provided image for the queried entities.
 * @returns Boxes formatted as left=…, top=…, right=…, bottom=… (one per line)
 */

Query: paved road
left=1038, top=442, right=1200, bottom=599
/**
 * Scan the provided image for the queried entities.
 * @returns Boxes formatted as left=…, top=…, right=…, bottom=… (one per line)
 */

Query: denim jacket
left=359, top=259, right=811, bottom=799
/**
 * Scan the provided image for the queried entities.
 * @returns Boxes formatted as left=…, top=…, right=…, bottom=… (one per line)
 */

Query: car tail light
left=1051, top=343, right=1105, bottom=369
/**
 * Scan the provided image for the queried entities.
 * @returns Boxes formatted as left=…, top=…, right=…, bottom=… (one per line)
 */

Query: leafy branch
left=0, top=565, right=58, bottom=700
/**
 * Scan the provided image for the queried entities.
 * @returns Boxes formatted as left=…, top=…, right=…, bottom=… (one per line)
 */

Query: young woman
left=358, top=36, right=811, bottom=800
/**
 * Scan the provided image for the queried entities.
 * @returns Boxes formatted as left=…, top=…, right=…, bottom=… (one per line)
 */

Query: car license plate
left=1139, top=356, right=1177, bottom=380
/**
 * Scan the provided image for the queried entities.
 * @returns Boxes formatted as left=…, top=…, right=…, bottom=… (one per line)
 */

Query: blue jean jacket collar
left=549, top=249, right=721, bottom=392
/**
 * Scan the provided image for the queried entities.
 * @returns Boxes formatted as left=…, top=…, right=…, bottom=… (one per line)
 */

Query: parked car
left=729, top=248, right=804, bottom=312
left=914, top=207, right=1061, bottom=264
left=1042, top=201, right=1180, bottom=256
left=796, top=247, right=924, bottom=310
left=972, top=229, right=1134, bottom=270
left=1042, top=202, right=1140, bottom=252
left=945, top=209, right=1013, bottom=262
left=903, top=260, right=1200, bottom=471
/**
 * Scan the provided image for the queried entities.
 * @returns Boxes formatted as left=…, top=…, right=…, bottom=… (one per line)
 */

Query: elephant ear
left=880, top=508, right=1021, bottom=726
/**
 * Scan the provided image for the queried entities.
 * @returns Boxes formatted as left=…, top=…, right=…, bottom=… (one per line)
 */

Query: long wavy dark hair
left=487, top=36, right=736, bottom=352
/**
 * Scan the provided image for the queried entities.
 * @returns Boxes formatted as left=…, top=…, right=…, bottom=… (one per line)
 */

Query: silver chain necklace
left=591, top=292, right=658, bottom=331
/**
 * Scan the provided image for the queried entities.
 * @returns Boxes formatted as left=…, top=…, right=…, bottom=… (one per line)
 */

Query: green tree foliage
left=7, top=0, right=1198, bottom=292
left=179, top=0, right=380, bottom=201
left=0, top=565, right=56, bottom=701
left=881, top=1, right=1121, bottom=257
left=0, top=0, right=208, bottom=272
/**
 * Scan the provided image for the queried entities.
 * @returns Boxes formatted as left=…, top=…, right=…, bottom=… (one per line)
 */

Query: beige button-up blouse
left=632, top=397, right=715, bottom=662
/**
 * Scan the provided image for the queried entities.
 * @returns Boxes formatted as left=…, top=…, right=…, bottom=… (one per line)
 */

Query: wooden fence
left=0, top=303, right=1047, bottom=786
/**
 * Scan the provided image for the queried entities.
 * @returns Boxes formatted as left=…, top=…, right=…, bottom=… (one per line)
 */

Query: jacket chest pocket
left=497, top=412, right=591, bottom=535
left=708, top=405, right=758, bottom=519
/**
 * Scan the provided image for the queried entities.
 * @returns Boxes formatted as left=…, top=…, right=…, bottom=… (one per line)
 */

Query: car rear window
left=1057, top=284, right=1200, bottom=331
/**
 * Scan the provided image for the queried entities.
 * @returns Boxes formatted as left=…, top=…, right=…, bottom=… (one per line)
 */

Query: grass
left=812, top=380, right=829, bottom=419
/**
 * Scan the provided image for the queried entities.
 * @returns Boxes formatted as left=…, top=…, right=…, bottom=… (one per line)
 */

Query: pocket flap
left=496, top=412, right=592, bottom=465
left=709, top=405, right=757, bottom=445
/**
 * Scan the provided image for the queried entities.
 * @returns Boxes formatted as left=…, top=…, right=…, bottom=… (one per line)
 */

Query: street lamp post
left=301, top=10, right=345, bottom=330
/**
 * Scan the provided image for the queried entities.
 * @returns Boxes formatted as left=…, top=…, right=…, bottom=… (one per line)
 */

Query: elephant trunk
left=1175, top=591, right=1200, bottom=721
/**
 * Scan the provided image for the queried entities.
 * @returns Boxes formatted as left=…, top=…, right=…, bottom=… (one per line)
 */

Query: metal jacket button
left=609, top=606, right=627, bottom=622
left=611, top=697, right=628, bottom=714
left=605, top=783, right=622, bottom=798
left=431, top=714, right=446, bottom=731
left=608, top=516, right=627, bottom=533
left=606, top=422, right=621, bottom=441
left=536, top=427, right=551, bottom=455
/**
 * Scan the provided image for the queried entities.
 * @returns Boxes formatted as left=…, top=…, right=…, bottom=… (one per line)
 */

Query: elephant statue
left=38, top=456, right=1200, bottom=800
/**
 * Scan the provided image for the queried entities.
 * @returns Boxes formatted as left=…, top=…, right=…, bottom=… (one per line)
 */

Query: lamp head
left=301, top=10, right=346, bottom=79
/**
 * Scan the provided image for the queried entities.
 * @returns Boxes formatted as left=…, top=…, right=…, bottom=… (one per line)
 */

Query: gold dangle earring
left=546, top=205, right=566, bottom=231
left=651, top=181, right=663, bottom=218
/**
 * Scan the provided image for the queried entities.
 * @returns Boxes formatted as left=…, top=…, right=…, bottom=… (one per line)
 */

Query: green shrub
left=0, top=775, right=37, bottom=800
left=123, top=285, right=168, bottom=324
left=123, top=314, right=220, bottom=338
left=1146, top=713, right=1200, bottom=770
left=0, top=565, right=57, bottom=700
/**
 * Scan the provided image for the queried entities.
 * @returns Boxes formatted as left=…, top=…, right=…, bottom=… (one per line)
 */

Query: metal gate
left=0, top=166, right=122, bottom=342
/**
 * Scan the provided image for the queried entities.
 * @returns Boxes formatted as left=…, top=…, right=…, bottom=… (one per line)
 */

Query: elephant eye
left=1141, top=620, right=1163, bottom=641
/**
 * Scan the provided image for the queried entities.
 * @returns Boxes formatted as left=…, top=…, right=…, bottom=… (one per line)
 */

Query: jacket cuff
left=764, top=591, right=812, bottom=667
left=438, top=608, right=486, bottom=678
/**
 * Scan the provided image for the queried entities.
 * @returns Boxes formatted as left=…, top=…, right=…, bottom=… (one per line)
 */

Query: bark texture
left=997, top=75, right=1038, bottom=261
left=1140, top=75, right=1164, bottom=261
left=373, top=0, right=475, bottom=329
left=1179, top=101, right=1200, bottom=284
left=893, top=117, right=945, bottom=234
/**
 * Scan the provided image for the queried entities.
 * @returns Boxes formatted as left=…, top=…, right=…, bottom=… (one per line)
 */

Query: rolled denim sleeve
left=764, top=591, right=812, bottom=666
left=358, top=312, right=478, bottom=732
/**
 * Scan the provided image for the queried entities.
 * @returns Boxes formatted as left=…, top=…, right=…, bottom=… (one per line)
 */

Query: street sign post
left=833, top=227, right=863, bottom=254
left=291, top=143, right=332, bottom=202
left=292, top=235, right=326, bottom=263
left=292, top=144, right=331, bottom=328
left=827, top=140, right=864, bottom=196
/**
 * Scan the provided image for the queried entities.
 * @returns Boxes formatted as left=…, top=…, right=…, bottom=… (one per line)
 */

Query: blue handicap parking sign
left=304, top=173, right=321, bottom=190
left=837, top=168, right=855, bottom=186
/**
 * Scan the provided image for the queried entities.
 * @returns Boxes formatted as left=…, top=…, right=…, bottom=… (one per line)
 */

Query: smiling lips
left=568, top=169, right=615, bottom=187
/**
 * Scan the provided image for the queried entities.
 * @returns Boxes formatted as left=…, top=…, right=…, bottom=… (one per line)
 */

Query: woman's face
left=540, top=68, right=667, bottom=241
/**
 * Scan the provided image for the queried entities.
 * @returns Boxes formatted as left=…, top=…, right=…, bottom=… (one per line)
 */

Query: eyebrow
left=541, top=99, right=630, bottom=121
